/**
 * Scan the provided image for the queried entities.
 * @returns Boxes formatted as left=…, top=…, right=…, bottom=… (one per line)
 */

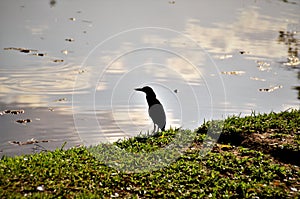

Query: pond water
left=0, top=0, right=299, bottom=156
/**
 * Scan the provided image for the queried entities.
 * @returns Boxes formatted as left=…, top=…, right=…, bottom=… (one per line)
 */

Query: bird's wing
left=148, top=104, right=166, bottom=130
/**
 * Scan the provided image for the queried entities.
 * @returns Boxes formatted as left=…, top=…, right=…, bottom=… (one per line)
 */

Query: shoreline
left=1, top=109, right=299, bottom=198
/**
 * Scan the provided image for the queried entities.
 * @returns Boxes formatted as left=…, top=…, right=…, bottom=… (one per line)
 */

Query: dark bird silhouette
left=135, top=86, right=166, bottom=133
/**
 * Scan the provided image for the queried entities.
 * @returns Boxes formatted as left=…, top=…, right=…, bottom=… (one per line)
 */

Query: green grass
left=0, top=109, right=299, bottom=198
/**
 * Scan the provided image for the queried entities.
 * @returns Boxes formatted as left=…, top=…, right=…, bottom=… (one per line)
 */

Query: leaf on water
left=283, top=56, right=300, bottom=66
left=31, top=53, right=47, bottom=57
left=221, top=71, right=245, bottom=75
left=16, top=119, right=32, bottom=124
left=258, top=85, right=283, bottom=92
left=77, top=69, right=86, bottom=74
left=65, top=38, right=75, bottom=42
left=256, top=61, right=271, bottom=71
left=54, top=97, right=67, bottom=102
left=4, top=47, right=38, bottom=53
left=4, top=47, right=49, bottom=58
left=20, top=49, right=31, bottom=53
left=1, top=109, right=25, bottom=115
left=9, top=138, right=49, bottom=146
left=239, top=50, right=250, bottom=54
left=53, top=59, right=64, bottom=63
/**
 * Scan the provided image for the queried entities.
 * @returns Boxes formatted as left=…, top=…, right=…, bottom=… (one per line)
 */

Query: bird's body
left=135, top=86, right=166, bottom=132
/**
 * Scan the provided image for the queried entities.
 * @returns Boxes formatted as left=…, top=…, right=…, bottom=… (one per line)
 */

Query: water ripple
left=0, top=63, right=90, bottom=97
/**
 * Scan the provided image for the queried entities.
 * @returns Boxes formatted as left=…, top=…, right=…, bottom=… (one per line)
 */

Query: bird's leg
left=152, top=124, right=157, bottom=134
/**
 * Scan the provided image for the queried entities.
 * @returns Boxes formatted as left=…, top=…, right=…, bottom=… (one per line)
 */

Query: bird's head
left=135, top=86, right=156, bottom=97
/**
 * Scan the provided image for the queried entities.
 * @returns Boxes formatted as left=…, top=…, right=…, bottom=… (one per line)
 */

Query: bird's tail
left=161, top=126, right=165, bottom=131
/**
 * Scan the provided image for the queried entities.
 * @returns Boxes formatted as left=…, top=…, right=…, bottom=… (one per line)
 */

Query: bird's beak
left=135, top=88, right=143, bottom=92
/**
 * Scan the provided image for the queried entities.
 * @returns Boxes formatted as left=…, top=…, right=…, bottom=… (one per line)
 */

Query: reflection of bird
left=135, top=86, right=166, bottom=133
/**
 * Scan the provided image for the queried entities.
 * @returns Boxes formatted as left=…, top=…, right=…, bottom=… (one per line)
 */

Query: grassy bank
left=1, top=110, right=299, bottom=198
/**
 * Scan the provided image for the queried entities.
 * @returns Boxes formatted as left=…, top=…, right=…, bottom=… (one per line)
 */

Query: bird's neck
left=146, top=95, right=160, bottom=107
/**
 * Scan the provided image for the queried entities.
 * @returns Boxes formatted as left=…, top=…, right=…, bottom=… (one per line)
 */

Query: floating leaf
left=20, top=49, right=31, bottom=53
left=77, top=69, right=86, bottom=74
left=221, top=71, right=245, bottom=75
left=65, top=38, right=75, bottom=42
left=239, top=50, right=250, bottom=54
left=259, top=85, right=283, bottom=92
left=54, top=97, right=67, bottom=102
left=1, top=110, right=25, bottom=115
left=283, top=56, right=300, bottom=66
left=16, top=119, right=32, bottom=124
left=4, top=47, right=38, bottom=53
left=53, top=59, right=64, bottom=63
left=31, top=53, right=47, bottom=57
left=256, top=61, right=271, bottom=71
left=9, top=138, right=49, bottom=146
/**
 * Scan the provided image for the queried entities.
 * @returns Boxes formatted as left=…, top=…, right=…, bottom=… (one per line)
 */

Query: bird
left=135, top=86, right=166, bottom=133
